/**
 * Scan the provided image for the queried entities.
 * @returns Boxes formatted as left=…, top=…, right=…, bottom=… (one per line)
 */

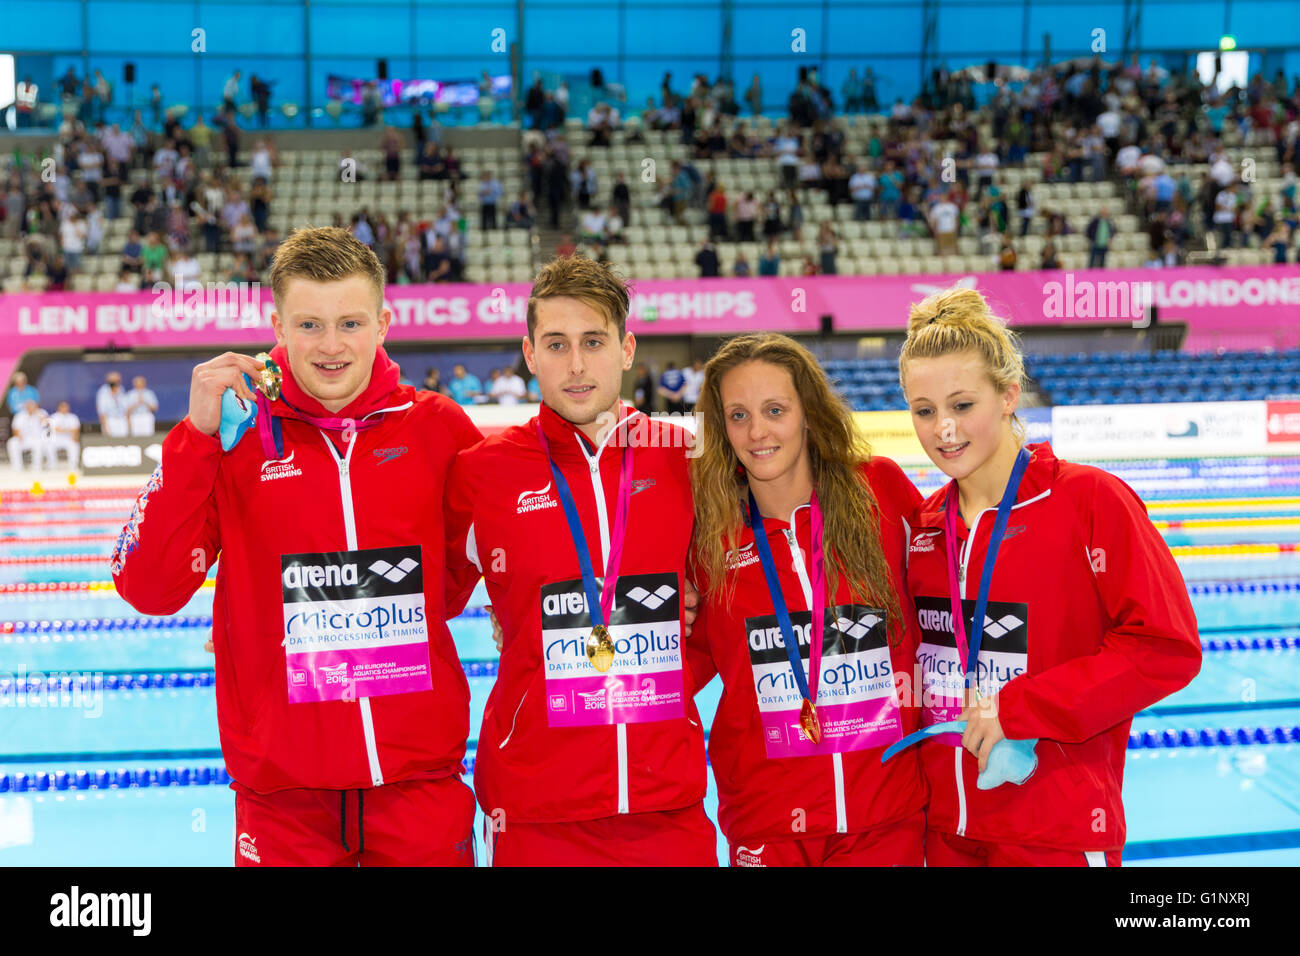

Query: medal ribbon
left=536, top=419, right=635, bottom=630
left=748, top=489, right=827, bottom=708
left=247, top=377, right=383, bottom=461
left=943, top=446, right=1032, bottom=691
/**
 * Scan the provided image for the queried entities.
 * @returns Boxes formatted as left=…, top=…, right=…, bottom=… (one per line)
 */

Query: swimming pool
left=2, top=458, right=1299, bottom=866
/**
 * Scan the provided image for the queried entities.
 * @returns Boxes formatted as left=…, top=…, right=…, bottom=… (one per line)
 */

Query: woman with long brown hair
left=686, top=333, right=926, bottom=866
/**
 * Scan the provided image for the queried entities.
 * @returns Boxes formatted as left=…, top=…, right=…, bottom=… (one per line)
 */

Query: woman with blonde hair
left=896, top=287, right=1200, bottom=866
left=686, top=333, right=926, bottom=866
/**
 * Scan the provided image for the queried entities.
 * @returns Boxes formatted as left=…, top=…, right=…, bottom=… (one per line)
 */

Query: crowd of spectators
left=7, top=58, right=1300, bottom=292
left=551, top=57, right=1300, bottom=271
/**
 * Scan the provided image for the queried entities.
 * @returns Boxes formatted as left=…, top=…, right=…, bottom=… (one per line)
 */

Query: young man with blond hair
left=113, top=226, right=483, bottom=866
left=444, top=255, right=715, bottom=865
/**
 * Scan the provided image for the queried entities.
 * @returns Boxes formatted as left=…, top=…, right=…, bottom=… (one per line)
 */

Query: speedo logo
left=373, top=446, right=408, bottom=465
left=261, top=451, right=302, bottom=482
left=282, top=562, right=358, bottom=589
left=726, top=542, right=760, bottom=570
left=516, top=481, right=558, bottom=514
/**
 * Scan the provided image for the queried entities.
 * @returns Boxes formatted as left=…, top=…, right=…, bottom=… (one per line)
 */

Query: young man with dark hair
left=112, top=226, right=483, bottom=866
left=444, top=255, right=714, bottom=865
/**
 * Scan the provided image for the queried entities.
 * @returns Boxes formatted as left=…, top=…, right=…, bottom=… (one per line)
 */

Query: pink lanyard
left=536, top=420, right=635, bottom=625
left=942, top=484, right=972, bottom=675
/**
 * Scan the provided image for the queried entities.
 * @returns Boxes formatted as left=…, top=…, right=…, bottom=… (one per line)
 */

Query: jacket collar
left=537, top=399, right=640, bottom=462
left=915, top=441, right=1059, bottom=529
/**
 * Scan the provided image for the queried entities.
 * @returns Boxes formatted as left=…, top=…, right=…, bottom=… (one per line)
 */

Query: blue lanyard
left=535, top=422, right=634, bottom=631
left=747, top=492, right=814, bottom=703
left=945, top=445, right=1032, bottom=691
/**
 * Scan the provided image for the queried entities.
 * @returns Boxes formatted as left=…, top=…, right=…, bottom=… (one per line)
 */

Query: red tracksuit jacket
left=112, top=346, right=483, bottom=794
left=444, top=402, right=707, bottom=824
left=686, top=457, right=928, bottom=847
left=905, top=441, right=1201, bottom=851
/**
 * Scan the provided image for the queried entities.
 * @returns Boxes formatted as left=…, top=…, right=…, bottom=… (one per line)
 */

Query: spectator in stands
left=1267, top=222, right=1293, bottom=264
left=733, top=250, right=752, bottom=277
left=1086, top=207, right=1115, bottom=268
left=817, top=221, right=839, bottom=275
left=611, top=171, right=631, bottom=225
left=579, top=207, right=607, bottom=244
left=422, top=368, right=447, bottom=396
left=928, top=191, right=960, bottom=256
left=786, top=189, right=804, bottom=241
left=632, top=363, right=655, bottom=414
left=800, top=254, right=818, bottom=276
left=141, top=232, right=168, bottom=283
left=2, top=184, right=24, bottom=239
left=1212, top=183, right=1239, bottom=248
left=126, top=375, right=159, bottom=436
left=555, top=233, right=576, bottom=258
left=571, top=159, right=597, bottom=210
left=823, top=154, right=850, bottom=205
left=877, top=160, right=903, bottom=218
left=225, top=252, right=258, bottom=284
left=758, top=238, right=780, bottom=276
left=507, top=191, right=535, bottom=230
left=668, top=359, right=701, bottom=416
left=658, top=362, right=686, bottom=414
left=6, top=373, right=38, bottom=415
left=490, top=366, right=527, bottom=405
left=745, top=75, right=762, bottom=116
left=172, top=247, right=201, bottom=287
left=997, top=234, right=1018, bottom=271
left=380, top=126, right=402, bottom=182
left=250, top=74, right=273, bottom=127
left=849, top=164, right=876, bottom=220
left=478, top=170, right=504, bottom=230
left=603, top=206, right=625, bottom=244
left=732, top=191, right=758, bottom=242
left=96, top=372, right=129, bottom=437
left=246, top=176, right=272, bottom=234
left=759, top=192, right=783, bottom=239
left=59, top=211, right=88, bottom=272
left=6, top=399, right=47, bottom=471
left=587, top=102, right=620, bottom=147
left=1040, top=238, right=1061, bottom=270
left=250, top=139, right=275, bottom=183
left=222, top=70, right=241, bottom=112
left=45, top=401, right=80, bottom=469
left=233, top=213, right=259, bottom=256
left=695, top=238, right=720, bottom=278
left=114, top=269, right=140, bottom=292
left=220, top=109, right=241, bottom=167
left=425, top=234, right=452, bottom=282
left=797, top=149, right=822, bottom=191
left=447, top=364, right=483, bottom=406
left=706, top=181, right=729, bottom=240
left=166, top=199, right=191, bottom=251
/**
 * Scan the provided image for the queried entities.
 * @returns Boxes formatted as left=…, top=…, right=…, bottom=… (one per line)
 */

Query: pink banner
left=4, top=265, right=1299, bottom=385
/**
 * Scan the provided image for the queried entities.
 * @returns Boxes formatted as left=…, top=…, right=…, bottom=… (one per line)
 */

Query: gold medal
left=799, top=697, right=822, bottom=744
left=586, top=624, right=616, bottom=673
left=254, top=352, right=282, bottom=401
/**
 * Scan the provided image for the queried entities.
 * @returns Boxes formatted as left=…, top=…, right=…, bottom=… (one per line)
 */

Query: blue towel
left=218, top=374, right=258, bottom=452
left=881, top=721, right=1039, bottom=789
